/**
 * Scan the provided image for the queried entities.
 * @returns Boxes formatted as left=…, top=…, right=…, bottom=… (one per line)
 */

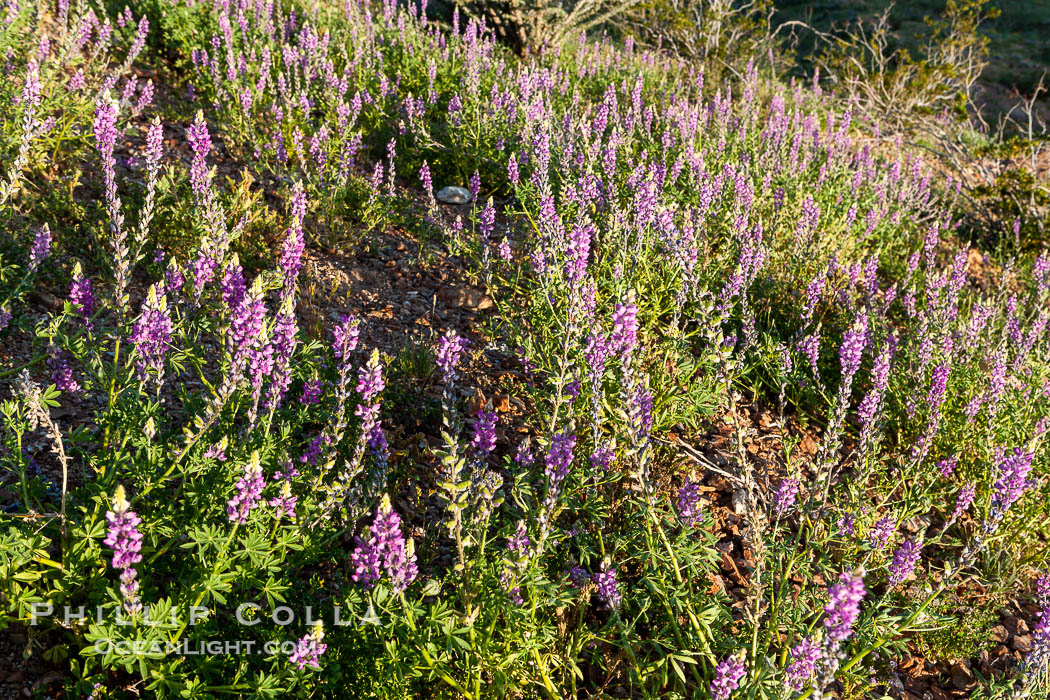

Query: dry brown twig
left=16, top=370, right=70, bottom=542
left=920, top=72, right=1048, bottom=243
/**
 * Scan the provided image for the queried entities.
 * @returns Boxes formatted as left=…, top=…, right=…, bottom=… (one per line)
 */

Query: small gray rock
left=435, top=186, right=471, bottom=204
left=731, top=489, right=748, bottom=515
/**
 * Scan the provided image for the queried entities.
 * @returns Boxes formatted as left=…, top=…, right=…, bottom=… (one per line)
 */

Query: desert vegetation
left=0, top=0, right=1048, bottom=697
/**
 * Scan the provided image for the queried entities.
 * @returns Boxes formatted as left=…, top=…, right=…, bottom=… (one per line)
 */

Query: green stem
left=0, top=351, right=47, bottom=380
left=531, top=648, right=559, bottom=699
left=100, top=336, right=123, bottom=478
left=16, top=433, right=30, bottom=513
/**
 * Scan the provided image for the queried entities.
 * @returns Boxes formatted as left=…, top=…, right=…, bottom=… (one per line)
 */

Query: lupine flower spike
left=351, top=495, right=418, bottom=593
left=104, top=485, right=144, bottom=615
left=710, top=653, right=747, bottom=700
left=289, top=623, right=327, bottom=670
left=227, top=451, right=265, bottom=524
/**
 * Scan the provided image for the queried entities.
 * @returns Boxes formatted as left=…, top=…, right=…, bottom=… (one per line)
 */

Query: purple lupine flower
left=544, top=430, right=577, bottom=485
left=824, top=571, right=865, bottom=642
left=129, top=284, right=173, bottom=382
left=227, top=452, right=265, bottom=524
left=69, top=264, right=94, bottom=323
left=104, top=486, right=143, bottom=569
left=565, top=220, right=591, bottom=287
left=579, top=281, right=596, bottom=321
left=121, top=77, right=137, bottom=104
left=162, top=259, right=183, bottom=297
left=275, top=459, right=300, bottom=482
left=93, top=96, right=131, bottom=306
left=479, top=198, right=496, bottom=243
left=507, top=152, right=520, bottom=185
left=356, top=360, right=385, bottom=401
left=136, top=80, right=154, bottom=112
left=498, top=237, right=512, bottom=260
left=299, top=434, right=330, bottom=466
left=471, top=410, right=497, bottom=457
left=369, top=161, right=384, bottom=197
left=0, top=306, right=10, bottom=331
left=628, top=384, right=654, bottom=439
left=772, top=478, right=799, bottom=516
left=228, top=278, right=271, bottom=388
left=1036, top=417, right=1050, bottom=439
left=350, top=536, right=382, bottom=587
left=1036, top=573, right=1050, bottom=607
left=506, top=521, right=530, bottom=555
left=279, top=184, right=307, bottom=293
left=925, top=362, right=951, bottom=413
left=204, top=442, right=227, bottom=461
left=568, top=565, right=590, bottom=588
left=104, top=485, right=143, bottom=614
left=857, top=337, right=894, bottom=428
left=221, top=262, right=246, bottom=308
left=950, top=485, right=975, bottom=522
left=529, top=247, right=547, bottom=275
left=47, top=349, right=79, bottom=394
left=300, top=378, right=322, bottom=405
left=610, top=298, right=639, bottom=360
left=269, top=481, right=297, bottom=521
left=468, top=170, right=481, bottom=201
left=127, top=15, right=148, bottom=62
left=186, top=235, right=216, bottom=298
left=589, top=445, right=615, bottom=470
left=20, top=58, right=42, bottom=111
left=785, top=636, right=821, bottom=691
left=1020, top=606, right=1050, bottom=688
left=990, top=447, right=1035, bottom=518
left=798, top=333, right=820, bottom=378
left=592, top=562, right=621, bottom=609
left=265, top=304, right=298, bottom=408
left=419, top=161, right=433, bottom=200
left=289, top=624, right=327, bottom=670
left=28, top=224, right=51, bottom=271
left=352, top=495, right=418, bottom=593
left=332, top=314, right=360, bottom=363
left=795, top=196, right=820, bottom=243
left=837, top=511, right=857, bottom=537
left=984, top=351, right=1008, bottom=414
left=92, top=97, right=119, bottom=155
left=710, top=654, right=747, bottom=700
left=887, top=539, right=922, bottom=587
left=937, top=455, right=958, bottom=478
left=310, top=133, right=328, bottom=173
left=505, top=586, right=524, bottom=606
left=515, top=439, right=534, bottom=466
left=868, top=516, right=895, bottom=550
left=436, top=330, right=468, bottom=384
left=1034, top=254, right=1050, bottom=292
left=383, top=139, right=397, bottom=195
left=97, top=18, right=114, bottom=48
left=187, top=112, right=212, bottom=202
left=838, top=312, right=868, bottom=379
left=584, top=332, right=613, bottom=381
left=963, top=392, right=984, bottom=422
left=677, top=478, right=702, bottom=527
